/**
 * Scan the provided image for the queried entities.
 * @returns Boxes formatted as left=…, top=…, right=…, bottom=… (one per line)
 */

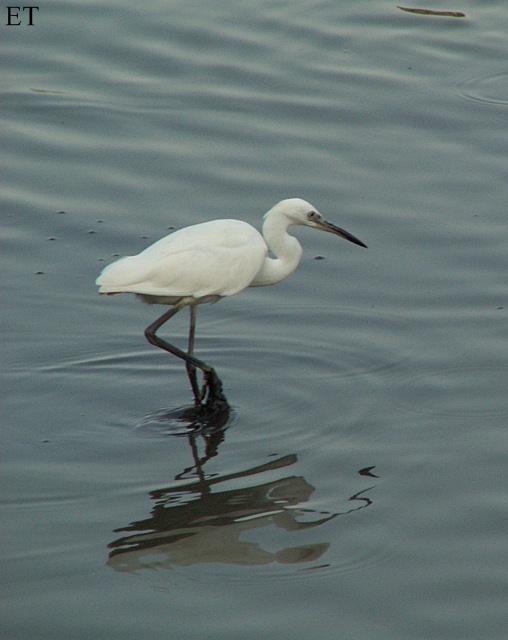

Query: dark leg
left=144, top=304, right=223, bottom=405
left=185, top=306, right=200, bottom=403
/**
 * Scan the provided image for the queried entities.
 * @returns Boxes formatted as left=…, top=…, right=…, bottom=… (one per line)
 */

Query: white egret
left=96, top=198, right=367, bottom=405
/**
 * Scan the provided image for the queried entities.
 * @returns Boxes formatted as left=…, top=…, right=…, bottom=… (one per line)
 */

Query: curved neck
left=250, top=212, right=303, bottom=287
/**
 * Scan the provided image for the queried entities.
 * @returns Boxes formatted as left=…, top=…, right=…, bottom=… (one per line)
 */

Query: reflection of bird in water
left=96, top=198, right=367, bottom=405
left=107, top=454, right=322, bottom=571
left=106, top=449, right=376, bottom=573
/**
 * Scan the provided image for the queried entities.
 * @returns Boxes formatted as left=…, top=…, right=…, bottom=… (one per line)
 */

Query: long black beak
left=319, top=219, right=368, bottom=248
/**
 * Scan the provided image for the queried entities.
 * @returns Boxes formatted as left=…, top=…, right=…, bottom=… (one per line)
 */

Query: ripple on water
left=456, top=73, right=508, bottom=117
left=44, top=305, right=405, bottom=583
left=388, top=362, right=508, bottom=419
left=38, top=304, right=406, bottom=431
left=133, top=403, right=238, bottom=437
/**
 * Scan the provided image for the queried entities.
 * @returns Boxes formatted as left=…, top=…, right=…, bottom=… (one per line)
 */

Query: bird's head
left=266, top=198, right=367, bottom=248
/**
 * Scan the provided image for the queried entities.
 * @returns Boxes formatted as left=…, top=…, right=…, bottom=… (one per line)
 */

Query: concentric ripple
left=456, top=73, right=508, bottom=106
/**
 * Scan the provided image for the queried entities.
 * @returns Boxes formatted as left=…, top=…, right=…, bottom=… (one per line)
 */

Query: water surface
left=2, top=1, right=507, bottom=639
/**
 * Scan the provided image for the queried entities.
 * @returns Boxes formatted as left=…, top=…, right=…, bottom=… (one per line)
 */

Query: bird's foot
left=201, top=368, right=228, bottom=412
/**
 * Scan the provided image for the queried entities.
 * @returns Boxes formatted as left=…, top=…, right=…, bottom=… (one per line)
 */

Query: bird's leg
left=144, top=304, right=215, bottom=405
left=184, top=306, right=227, bottom=407
left=185, top=305, right=201, bottom=404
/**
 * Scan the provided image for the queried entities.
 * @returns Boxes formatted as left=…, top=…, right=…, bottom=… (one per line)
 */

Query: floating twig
left=397, top=6, right=466, bottom=17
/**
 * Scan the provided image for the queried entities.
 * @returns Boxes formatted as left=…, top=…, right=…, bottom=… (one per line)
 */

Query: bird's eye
left=307, top=211, right=319, bottom=221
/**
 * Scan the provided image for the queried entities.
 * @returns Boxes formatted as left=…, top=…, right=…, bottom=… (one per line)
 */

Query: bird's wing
left=96, top=220, right=268, bottom=298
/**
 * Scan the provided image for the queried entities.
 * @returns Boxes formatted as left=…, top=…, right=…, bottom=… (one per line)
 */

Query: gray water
left=2, top=1, right=507, bottom=638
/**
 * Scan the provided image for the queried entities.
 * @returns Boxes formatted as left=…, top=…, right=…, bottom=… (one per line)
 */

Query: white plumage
left=97, top=219, right=267, bottom=301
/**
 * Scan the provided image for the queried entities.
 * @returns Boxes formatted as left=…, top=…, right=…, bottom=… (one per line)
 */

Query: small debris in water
left=397, top=6, right=466, bottom=17
left=358, top=466, right=378, bottom=477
